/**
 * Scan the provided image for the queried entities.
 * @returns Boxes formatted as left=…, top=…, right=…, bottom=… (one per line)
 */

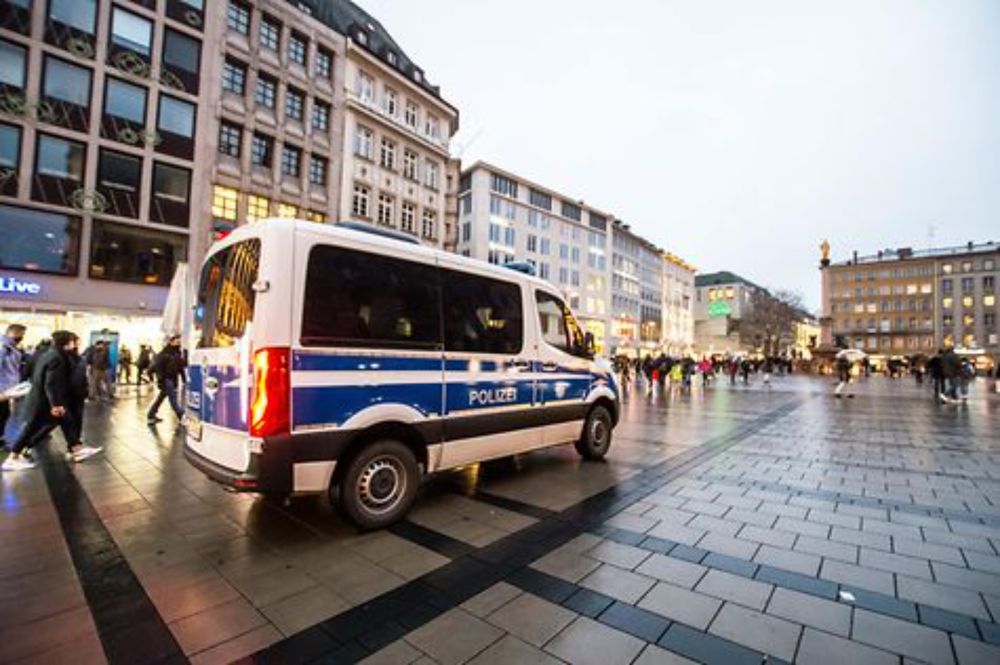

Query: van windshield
left=194, top=239, right=260, bottom=348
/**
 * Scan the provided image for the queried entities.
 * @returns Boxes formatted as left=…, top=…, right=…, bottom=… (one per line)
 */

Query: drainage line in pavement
left=39, top=448, right=186, bottom=665
left=249, top=397, right=809, bottom=664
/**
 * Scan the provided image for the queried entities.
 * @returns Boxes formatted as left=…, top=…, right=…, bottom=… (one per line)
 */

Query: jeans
left=148, top=379, right=183, bottom=419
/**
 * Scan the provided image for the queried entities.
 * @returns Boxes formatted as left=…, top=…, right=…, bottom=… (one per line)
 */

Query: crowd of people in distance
left=612, top=353, right=797, bottom=395
left=832, top=347, right=990, bottom=404
left=0, top=324, right=188, bottom=472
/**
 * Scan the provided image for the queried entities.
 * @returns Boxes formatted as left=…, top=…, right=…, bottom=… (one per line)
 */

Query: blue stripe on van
left=293, top=383, right=443, bottom=427
left=293, top=354, right=444, bottom=372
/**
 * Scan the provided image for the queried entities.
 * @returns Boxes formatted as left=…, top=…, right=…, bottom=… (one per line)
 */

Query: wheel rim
left=357, top=455, right=407, bottom=515
left=590, top=415, right=609, bottom=447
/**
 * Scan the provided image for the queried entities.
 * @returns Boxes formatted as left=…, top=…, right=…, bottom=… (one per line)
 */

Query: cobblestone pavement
left=1, top=375, right=999, bottom=665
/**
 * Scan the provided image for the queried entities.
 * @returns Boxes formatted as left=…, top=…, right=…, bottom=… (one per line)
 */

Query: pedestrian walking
left=147, top=335, right=185, bottom=425
left=90, top=341, right=112, bottom=401
left=0, top=324, right=26, bottom=449
left=834, top=355, right=854, bottom=398
left=117, top=345, right=133, bottom=385
left=940, top=346, right=960, bottom=403
left=136, top=344, right=152, bottom=385
left=62, top=343, right=100, bottom=461
left=2, top=331, right=101, bottom=471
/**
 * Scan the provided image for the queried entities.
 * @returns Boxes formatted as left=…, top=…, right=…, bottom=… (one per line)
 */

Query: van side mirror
left=584, top=331, right=596, bottom=359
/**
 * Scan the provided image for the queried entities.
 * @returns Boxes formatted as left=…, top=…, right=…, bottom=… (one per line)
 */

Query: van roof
left=209, top=218, right=559, bottom=292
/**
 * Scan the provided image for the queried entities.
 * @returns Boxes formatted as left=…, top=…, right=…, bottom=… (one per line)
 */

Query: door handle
left=541, top=362, right=559, bottom=372
left=509, top=360, right=531, bottom=371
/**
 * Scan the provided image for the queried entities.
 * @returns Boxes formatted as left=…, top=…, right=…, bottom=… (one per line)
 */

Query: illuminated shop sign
left=707, top=301, right=732, bottom=318
left=0, top=275, right=42, bottom=295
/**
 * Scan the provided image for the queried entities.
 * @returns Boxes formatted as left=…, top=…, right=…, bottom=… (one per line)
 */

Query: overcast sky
left=361, top=0, right=1000, bottom=310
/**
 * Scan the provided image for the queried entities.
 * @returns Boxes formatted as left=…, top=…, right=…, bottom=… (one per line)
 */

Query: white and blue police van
left=184, top=218, right=619, bottom=529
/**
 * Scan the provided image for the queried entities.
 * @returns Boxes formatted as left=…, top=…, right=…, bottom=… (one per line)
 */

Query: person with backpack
left=147, top=335, right=185, bottom=425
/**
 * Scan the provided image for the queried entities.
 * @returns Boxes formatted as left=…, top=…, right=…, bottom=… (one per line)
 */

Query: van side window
left=301, top=245, right=442, bottom=349
left=536, top=290, right=585, bottom=356
left=195, top=239, right=260, bottom=348
left=443, top=271, right=523, bottom=354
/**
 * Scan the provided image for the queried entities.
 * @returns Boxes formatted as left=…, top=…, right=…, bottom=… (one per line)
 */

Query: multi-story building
left=820, top=242, right=999, bottom=365
left=662, top=252, right=696, bottom=354
left=457, top=161, right=613, bottom=350
left=693, top=271, right=764, bottom=354
left=338, top=5, right=458, bottom=248
left=457, top=161, right=695, bottom=356
left=0, top=0, right=457, bottom=348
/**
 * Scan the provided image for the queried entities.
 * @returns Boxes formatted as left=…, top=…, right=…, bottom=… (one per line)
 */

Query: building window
left=281, top=144, right=301, bottom=177
left=48, top=0, right=98, bottom=36
left=288, top=31, right=307, bottom=66
left=150, top=161, right=191, bottom=226
left=357, top=72, right=374, bottom=102
left=157, top=95, right=195, bottom=137
left=384, top=88, right=398, bottom=116
left=285, top=87, right=304, bottom=121
left=0, top=204, right=81, bottom=275
left=961, top=277, right=974, bottom=293
left=247, top=194, right=270, bottom=223
left=277, top=203, right=298, bottom=218
left=354, top=125, right=373, bottom=159
left=425, top=161, right=439, bottom=189
left=377, top=193, right=394, bottom=225
left=941, top=279, right=952, bottom=294
left=352, top=183, right=370, bottom=217
left=380, top=137, right=396, bottom=169
left=35, top=133, right=85, bottom=181
left=41, top=55, right=92, bottom=130
left=0, top=122, right=20, bottom=194
left=226, top=0, right=250, bottom=35
left=212, top=184, right=238, bottom=222
left=400, top=202, right=415, bottom=233
left=424, top=114, right=439, bottom=140
left=529, top=188, right=552, bottom=210
left=162, top=28, right=201, bottom=87
left=259, top=14, right=280, bottom=51
left=312, top=100, right=330, bottom=131
left=422, top=209, right=436, bottom=239
left=942, top=263, right=953, bottom=275
left=110, top=7, right=153, bottom=58
left=96, top=148, right=141, bottom=218
left=402, top=149, right=418, bottom=180
left=309, top=155, right=327, bottom=185
left=254, top=74, right=277, bottom=109
left=103, top=77, right=146, bottom=125
left=218, top=121, right=241, bottom=158
left=0, top=39, right=27, bottom=91
left=307, top=210, right=327, bottom=223
left=404, top=101, right=417, bottom=128
left=491, top=173, right=517, bottom=197
left=250, top=133, right=273, bottom=167
left=221, top=57, right=246, bottom=95
left=89, top=221, right=186, bottom=285
left=561, top=201, right=582, bottom=221
left=315, top=47, right=332, bottom=79
left=983, top=276, right=995, bottom=290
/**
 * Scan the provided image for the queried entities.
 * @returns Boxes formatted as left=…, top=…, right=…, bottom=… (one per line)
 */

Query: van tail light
left=249, top=347, right=290, bottom=438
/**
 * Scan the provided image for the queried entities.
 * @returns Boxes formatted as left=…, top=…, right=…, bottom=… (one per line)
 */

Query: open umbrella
left=160, top=262, right=189, bottom=337
left=836, top=348, right=867, bottom=362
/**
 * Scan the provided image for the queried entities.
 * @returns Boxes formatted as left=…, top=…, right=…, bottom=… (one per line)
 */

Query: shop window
left=41, top=55, right=93, bottom=132
left=0, top=122, right=21, bottom=197
left=277, top=203, right=298, bottom=219
left=150, top=161, right=190, bottom=226
left=212, top=185, right=238, bottom=222
left=45, top=0, right=97, bottom=55
left=246, top=194, right=269, bottom=223
left=0, top=39, right=27, bottom=94
left=156, top=94, right=195, bottom=159
left=109, top=7, right=153, bottom=65
left=307, top=210, right=326, bottom=223
left=1, top=0, right=32, bottom=35
left=32, top=133, right=85, bottom=207
left=0, top=203, right=81, bottom=275
left=89, top=220, right=187, bottom=285
left=161, top=28, right=201, bottom=93
left=101, top=77, right=148, bottom=142
left=96, top=148, right=142, bottom=219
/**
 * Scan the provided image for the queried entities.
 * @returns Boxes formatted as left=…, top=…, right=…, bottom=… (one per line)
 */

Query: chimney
left=852, top=250, right=858, bottom=263
left=877, top=250, right=883, bottom=259
left=968, top=241, right=974, bottom=251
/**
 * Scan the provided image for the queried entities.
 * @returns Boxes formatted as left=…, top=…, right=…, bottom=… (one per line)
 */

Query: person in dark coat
left=147, top=335, right=185, bottom=424
left=940, top=347, right=960, bottom=403
left=136, top=345, right=153, bottom=385
left=2, top=331, right=101, bottom=471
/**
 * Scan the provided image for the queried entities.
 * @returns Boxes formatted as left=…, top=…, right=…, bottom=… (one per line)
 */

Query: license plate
left=187, top=416, right=203, bottom=441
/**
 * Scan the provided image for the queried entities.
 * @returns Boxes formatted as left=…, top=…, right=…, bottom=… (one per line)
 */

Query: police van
left=184, top=219, right=619, bottom=529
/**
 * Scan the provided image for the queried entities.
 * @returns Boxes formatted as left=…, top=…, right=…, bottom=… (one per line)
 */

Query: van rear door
left=186, top=238, right=261, bottom=472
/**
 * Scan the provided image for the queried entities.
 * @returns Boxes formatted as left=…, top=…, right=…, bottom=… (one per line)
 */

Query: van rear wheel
left=575, top=405, right=612, bottom=460
left=337, top=439, right=419, bottom=530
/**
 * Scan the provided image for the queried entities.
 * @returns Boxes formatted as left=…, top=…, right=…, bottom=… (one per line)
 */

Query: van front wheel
left=337, top=440, right=419, bottom=530
left=575, top=405, right=613, bottom=460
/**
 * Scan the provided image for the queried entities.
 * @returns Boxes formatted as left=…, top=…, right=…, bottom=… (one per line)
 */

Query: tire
left=337, top=439, right=420, bottom=530
left=575, top=405, right=613, bottom=460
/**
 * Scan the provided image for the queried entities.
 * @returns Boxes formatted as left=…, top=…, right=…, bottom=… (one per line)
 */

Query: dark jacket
left=67, top=352, right=89, bottom=406
left=940, top=350, right=960, bottom=379
left=91, top=345, right=111, bottom=372
left=22, top=347, right=71, bottom=417
left=153, top=346, right=184, bottom=386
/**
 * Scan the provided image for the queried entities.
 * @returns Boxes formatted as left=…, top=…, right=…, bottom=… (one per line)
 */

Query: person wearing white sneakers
left=2, top=331, right=101, bottom=472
